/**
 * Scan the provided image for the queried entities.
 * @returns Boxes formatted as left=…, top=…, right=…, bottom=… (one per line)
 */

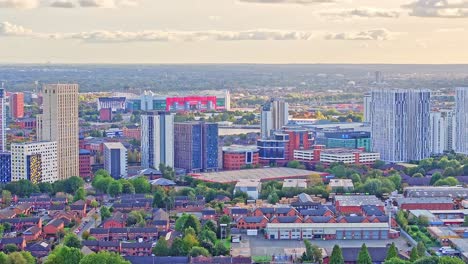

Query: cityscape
left=1, top=1, right=468, bottom=264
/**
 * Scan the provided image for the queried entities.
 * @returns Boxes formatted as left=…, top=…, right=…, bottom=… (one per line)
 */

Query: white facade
left=103, top=142, right=128, bottom=179
left=261, top=99, right=289, bottom=139
left=455, top=87, right=468, bottom=155
left=430, top=110, right=456, bottom=154
left=11, top=141, right=58, bottom=183
left=37, top=84, right=79, bottom=180
left=141, top=111, right=174, bottom=168
left=363, top=93, right=372, bottom=123
left=320, top=151, right=380, bottom=164
left=234, top=180, right=261, bottom=200
left=0, top=86, right=5, bottom=152
left=371, top=89, right=431, bottom=162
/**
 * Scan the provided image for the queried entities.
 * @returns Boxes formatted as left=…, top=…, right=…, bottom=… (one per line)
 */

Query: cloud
left=0, top=21, right=35, bottom=36
left=50, top=0, right=74, bottom=7
left=435, top=27, right=465, bottom=32
left=69, top=29, right=314, bottom=42
left=322, top=8, right=401, bottom=18
left=0, top=0, right=139, bottom=8
left=403, top=0, right=468, bottom=18
left=324, top=29, right=396, bottom=41
left=0, top=21, right=315, bottom=42
left=0, top=0, right=39, bottom=8
left=238, top=0, right=337, bottom=4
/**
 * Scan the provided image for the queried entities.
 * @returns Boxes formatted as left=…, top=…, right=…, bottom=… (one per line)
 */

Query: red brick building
left=123, top=126, right=141, bottom=140
left=236, top=216, right=269, bottom=229
left=99, top=108, right=112, bottom=122
left=397, top=197, right=454, bottom=211
left=15, top=118, right=36, bottom=129
left=223, top=145, right=259, bottom=170
left=10, top=92, right=24, bottom=119
left=43, top=219, right=64, bottom=237
left=79, top=149, right=92, bottom=179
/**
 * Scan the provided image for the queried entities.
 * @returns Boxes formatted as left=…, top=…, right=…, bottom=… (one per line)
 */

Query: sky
left=0, top=0, right=468, bottom=63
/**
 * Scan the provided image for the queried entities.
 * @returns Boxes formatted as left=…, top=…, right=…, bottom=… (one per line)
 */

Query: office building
left=430, top=110, right=456, bottom=154
left=174, top=122, right=218, bottom=173
left=223, top=145, right=259, bottom=170
left=455, top=87, right=468, bottom=155
left=103, top=142, right=128, bottom=179
left=363, top=93, right=372, bottom=123
left=99, top=108, right=112, bottom=122
left=139, top=90, right=230, bottom=112
left=79, top=149, right=92, bottom=179
left=141, top=111, right=174, bottom=168
left=0, top=152, right=11, bottom=183
left=371, top=89, right=431, bottom=162
left=0, top=85, right=5, bottom=152
left=97, top=97, right=126, bottom=111
left=261, top=99, right=289, bottom=139
left=11, top=141, right=58, bottom=183
left=324, top=131, right=371, bottom=152
left=10, top=92, right=24, bottom=119
left=36, top=84, right=79, bottom=180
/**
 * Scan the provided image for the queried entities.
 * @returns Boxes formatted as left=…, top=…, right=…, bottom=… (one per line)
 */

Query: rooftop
left=283, top=179, right=307, bottom=189
left=103, top=142, right=126, bottom=149
left=404, top=186, right=468, bottom=198
left=334, top=195, right=383, bottom=206
left=223, top=145, right=259, bottom=153
left=235, top=180, right=261, bottom=188
left=193, top=167, right=325, bottom=184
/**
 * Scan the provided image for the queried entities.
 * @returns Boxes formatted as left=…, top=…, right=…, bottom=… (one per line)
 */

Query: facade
left=15, top=118, right=36, bottom=130
left=11, top=141, right=58, bottom=183
left=430, top=110, right=456, bottom=154
left=123, top=126, right=141, bottom=140
left=324, top=131, right=371, bottom=152
left=261, top=98, right=289, bottom=139
left=79, top=149, right=92, bottom=179
left=36, top=84, right=79, bottom=180
left=234, top=180, right=262, bottom=200
left=0, top=152, right=11, bottom=183
left=0, top=86, right=5, bottom=152
left=174, top=122, right=218, bottom=172
left=319, top=148, right=380, bottom=166
left=97, top=97, right=126, bottom=111
left=99, top=108, right=112, bottom=122
left=455, top=87, right=468, bottom=155
left=363, top=93, right=372, bottom=123
left=10, top=92, right=24, bottom=119
left=223, top=145, right=259, bottom=170
left=140, top=90, right=230, bottom=112
left=103, top=142, right=128, bottom=179
left=265, top=222, right=390, bottom=240
left=371, top=89, right=431, bottom=162
left=141, top=111, right=174, bottom=168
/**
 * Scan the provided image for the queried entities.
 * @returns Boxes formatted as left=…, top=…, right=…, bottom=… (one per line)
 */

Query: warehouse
left=265, top=222, right=395, bottom=240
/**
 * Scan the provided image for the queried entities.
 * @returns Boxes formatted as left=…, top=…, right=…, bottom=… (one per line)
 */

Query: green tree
left=152, top=237, right=170, bottom=256
left=438, top=257, right=466, bottom=264
left=463, top=215, right=468, bottom=227
left=73, top=187, right=86, bottom=202
left=100, top=206, right=111, bottom=220
left=38, top=182, right=54, bottom=194
left=287, top=160, right=305, bottom=169
left=199, top=229, right=217, bottom=244
left=430, top=172, right=443, bottom=185
left=189, top=247, right=210, bottom=257
left=152, top=187, right=168, bottom=208
left=0, top=252, right=7, bottom=264
left=126, top=211, right=145, bottom=227
left=1, top=190, right=12, bottom=206
left=64, top=176, right=85, bottom=194
left=79, top=251, right=130, bottom=264
left=93, top=176, right=113, bottom=194
left=130, top=177, right=151, bottom=193
left=120, top=180, right=135, bottom=194
left=6, top=252, right=27, bottom=264
left=107, top=181, right=123, bottom=197
left=386, top=243, right=398, bottom=260
left=409, top=247, right=419, bottom=262
left=63, top=233, right=82, bottom=249
left=416, top=242, right=426, bottom=257
left=170, top=237, right=186, bottom=256
left=90, top=200, right=99, bottom=209
left=330, top=245, right=344, bottom=264
left=4, top=244, right=18, bottom=253
left=412, top=256, right=439, bottom=264
left=203, top=220, right=217, bottom=234
left=214, top=241, right=229, bottom=256
left=357, top=244, right=372, bottom=264
left=19, top=251, right=35, bottom=264
left=384, top=258, right=411, bottom=264
left=182, top=233, right=200, bottom=253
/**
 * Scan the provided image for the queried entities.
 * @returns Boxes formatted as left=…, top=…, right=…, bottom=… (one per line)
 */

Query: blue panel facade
left=257, top=140, right=286, bottom=160
left=0, top=153, right=11, bottom=183
left=110, top=149, right=121, bottom=179
left=204, top=123, right=219, bottom=169
left=192, top=124, right=202, bottom=170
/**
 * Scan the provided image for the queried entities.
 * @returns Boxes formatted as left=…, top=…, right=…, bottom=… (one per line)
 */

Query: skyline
left=0, top=0, right=468, bottom=63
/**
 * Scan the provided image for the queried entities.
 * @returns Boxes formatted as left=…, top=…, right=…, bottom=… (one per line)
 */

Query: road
left=76, top=208, right=102, bottom=239
left=232, top=235, right=412, bottom=257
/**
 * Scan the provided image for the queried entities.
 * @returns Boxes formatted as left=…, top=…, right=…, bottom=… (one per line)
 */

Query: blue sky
left=0, top=0, right=467, bottom=63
